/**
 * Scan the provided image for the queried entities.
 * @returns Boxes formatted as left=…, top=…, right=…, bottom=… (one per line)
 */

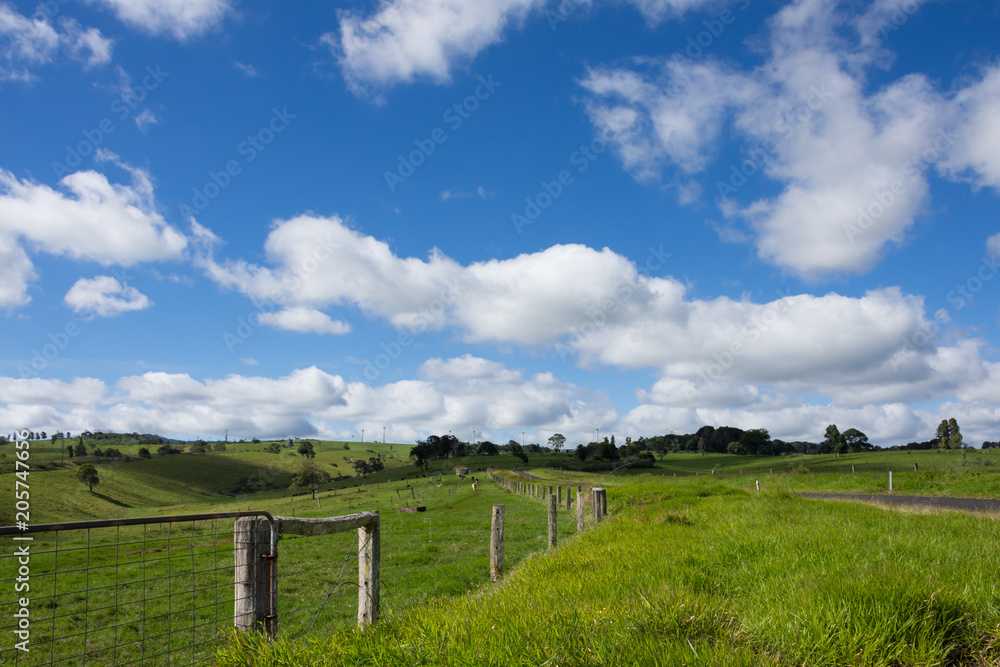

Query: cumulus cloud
left=0, top=161, right=187, bottom=307
left=257, top=307, right=351, bottom=335
left=939, top=64, right=1000, bottom=190
left=581, top=0, right=1000, bottom=279
left=86, top=0, right=232, bottom=41
left=196, top=213, right=991, bottom=418
left=64, top=275, right=151, bottom=317
left=0, top=4, right=112, bottom=81
left=330, top=0, right=544, bottom=93
left=2, top=354, right=997, bottom=447
left=0, top=359, right=615, bottom=444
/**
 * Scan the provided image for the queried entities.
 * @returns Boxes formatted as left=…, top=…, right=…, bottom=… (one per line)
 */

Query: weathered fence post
left=888, top=471, right=893, bottom=493
left=852, top=465, right=856, bottom=473
left=358, top=515, right=380, bottom=627
left=234, top=517, right=276, bottom=636
left=576, top=486, right=584, bottom=532
left=592, top=487, right=605, bottom=523
left=548, top=494, right=557, bottom=548
left=490, top=504, right=505, bottom=581
left=914, top=462, right=919, bottom=472
left=600, top=488, right=607, bottom=517
left=557, top=485, right=563, bottom=506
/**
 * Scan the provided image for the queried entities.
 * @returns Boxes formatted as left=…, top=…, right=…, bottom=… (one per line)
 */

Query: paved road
left=798, top=492, right=1000, bottom=513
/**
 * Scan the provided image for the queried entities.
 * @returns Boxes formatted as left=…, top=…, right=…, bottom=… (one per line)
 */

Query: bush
left=138, top=447, right=151, bottom=459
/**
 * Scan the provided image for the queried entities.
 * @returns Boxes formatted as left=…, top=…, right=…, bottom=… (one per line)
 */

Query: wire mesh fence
left=0, top=512, right=273, bottom=666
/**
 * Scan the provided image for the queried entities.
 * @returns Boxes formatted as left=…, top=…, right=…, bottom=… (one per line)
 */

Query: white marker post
left=888, top=471, right=893, bottom=493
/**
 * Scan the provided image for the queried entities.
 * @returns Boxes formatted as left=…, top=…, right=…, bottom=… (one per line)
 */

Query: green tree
left=948, top=418, right=963, bottom=450
left=213, top=442, right=226, bottom=452
left=264, top=442, right=282, bottom=454
left=740, top=429, right=771, bottom=456
left=476, top=440, right=499, bottom=456
left=842, top=428, right=870, bottom=453
left=936, top=419, right=951, bottom=449
left=75, top=463, right=100, bottom=492
left=138, top=447, right=151, bottom=459
left=297, top=442, right=316, bottom=458
left=727, top=441, right=747, bottom=455
left=824, top=424, right=845, bottom=455
left=547, top=433, right=566, bottom=450
left=574, top=444, right=588, bottom=461
left=292, top=462, right=331, bottom=500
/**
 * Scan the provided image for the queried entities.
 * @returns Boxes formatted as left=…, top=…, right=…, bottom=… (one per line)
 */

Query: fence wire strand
left=0, top=513, right=268, bottom=667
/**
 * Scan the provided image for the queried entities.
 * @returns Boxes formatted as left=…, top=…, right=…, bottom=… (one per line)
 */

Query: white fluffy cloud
left=939, top=65, right=1000, bottom=190
left=0, top=162, right=187, bottom=307
left=86, top=0, right=231, bottom=40
left=0, top=359, right=615, bottom=444
left=3, top=354, right=998, bottom=447
left=257, top=307, right=351, bottom=336
left=581, top=0, right=1000, bottom=279
left=0, top=4, right=112, bottom=81
left=64, top=276, right=151, bottom=317
left=330, top=0, right=545, bottom=93
left=198, top=214, right=993, bottom=420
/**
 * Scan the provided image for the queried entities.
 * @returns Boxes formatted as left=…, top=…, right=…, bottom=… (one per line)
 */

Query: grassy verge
left=216, top=478, right=1000, bottom=666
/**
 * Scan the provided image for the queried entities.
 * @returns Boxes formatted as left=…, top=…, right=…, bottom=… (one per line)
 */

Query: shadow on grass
left=91, top=492, right=132, bottom=508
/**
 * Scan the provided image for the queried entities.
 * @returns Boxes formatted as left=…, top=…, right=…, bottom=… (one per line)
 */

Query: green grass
left=4, top=442, right=1000, bottom=665
left=216, top=478, right=1000, bottom=667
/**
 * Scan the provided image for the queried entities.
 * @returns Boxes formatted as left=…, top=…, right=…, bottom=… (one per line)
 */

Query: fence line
left=0, top=511, right=274, bottom=666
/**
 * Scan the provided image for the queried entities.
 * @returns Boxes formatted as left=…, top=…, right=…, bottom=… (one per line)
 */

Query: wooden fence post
left=410, top=487, right=416, bottom=500
left=234, top=517, right=275, bottom=636
left=600, top=488, right=607, bottom=517
left=490, top=505, right=505, bottom=581
left=548, top=494, right=557, bottom=548
left=576, top=486, right=584, bottom=532
left=357, top=515, right=380, bottom=627
left=557, top=485, right=563, bottom=507
left=592, top=487, right=605, bottom=523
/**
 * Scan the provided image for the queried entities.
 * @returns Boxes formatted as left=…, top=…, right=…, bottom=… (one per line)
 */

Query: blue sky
left=1, top=0, right=999, bottom=447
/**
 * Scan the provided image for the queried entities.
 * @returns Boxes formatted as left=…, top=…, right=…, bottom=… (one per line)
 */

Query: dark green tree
left=842, top=428, right=870, bottom=453
left=297, top=442, right=316, bottom=458
left=548, top=433, right=566, bottom=450
left=476, top=440, right=499, bottom=456
left=293, top=462, right=331, bottom=499
left=75, top=463, right=100, bottom=492
left=936, top=419, right=951, bottom=449
left=948, top=418, right=963, bottom=450
left=739, top=429, right=771, bottom=456
left=824, top=424, right=845, bottom=455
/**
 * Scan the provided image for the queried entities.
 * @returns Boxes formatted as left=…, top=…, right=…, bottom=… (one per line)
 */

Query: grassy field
left=217, top=478, right=1000, bottom=666
left=3, top=441, right=1000, bottom=665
